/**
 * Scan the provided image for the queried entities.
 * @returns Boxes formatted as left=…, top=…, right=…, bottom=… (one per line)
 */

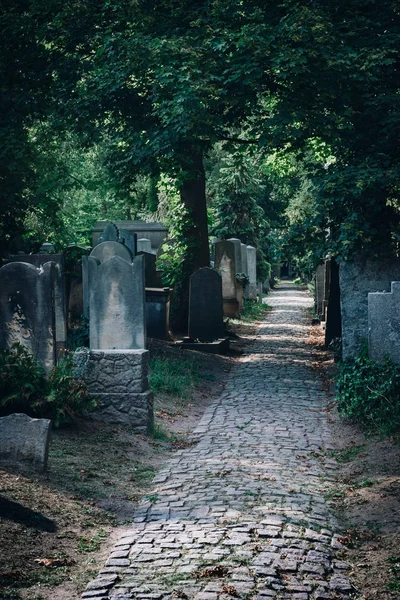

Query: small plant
left=0, top=343, right=97, bottom=426
left=326, top=445, right=366, bottom=463
left=78, top=529, right=108, bottom=553
left=240, top=300, right=271, bottom=322
left=336, top=344, right=400, bottom=437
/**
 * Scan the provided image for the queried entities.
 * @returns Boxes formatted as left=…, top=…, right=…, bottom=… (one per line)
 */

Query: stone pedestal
left=75, top=349, right=153, bottom=432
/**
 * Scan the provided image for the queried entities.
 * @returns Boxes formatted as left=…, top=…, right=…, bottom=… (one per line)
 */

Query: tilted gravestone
left=247, top=245, right=257, bottom=300
left=0, top=262, right=56, bottom=372
left=88, top=254, right=145, bottom=350
left=8, top=253, right=67, bottom=358
left=188, top=268, right=224, bottom=342
left=214, top=240, right=241, bottom=318
left=369, top=281, right=400, bottom=364
left=0, top=414, right=51, bottom=472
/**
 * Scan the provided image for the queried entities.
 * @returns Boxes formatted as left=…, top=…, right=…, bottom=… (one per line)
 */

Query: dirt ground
left=309, top=323, right=400, bottom=600
left=0, top=318, right=256, bottom=600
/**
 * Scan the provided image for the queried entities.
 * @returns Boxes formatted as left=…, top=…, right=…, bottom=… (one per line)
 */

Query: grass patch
left=149, top=354, right=204, bottom=398
left=240, top=300, right=271, bottom=322
left=387, top=555, right=400, bottom=591
left=327, top=444, right=366, bottom=463
left=78, top=529, right=108, bottom=552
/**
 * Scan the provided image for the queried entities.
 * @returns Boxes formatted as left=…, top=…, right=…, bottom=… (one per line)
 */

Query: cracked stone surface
left=83, top=283, right=353, bottom=600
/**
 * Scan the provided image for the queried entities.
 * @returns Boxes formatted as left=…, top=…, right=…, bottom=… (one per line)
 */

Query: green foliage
left=336, top=345, right=400, bottom=437
left=240, top=300, right=271, bottom=323
left=326, top=445, right=366, bottom=463
left=387, top=555, right=400, bottom=591
left=0, top=344, right=96, bottom=427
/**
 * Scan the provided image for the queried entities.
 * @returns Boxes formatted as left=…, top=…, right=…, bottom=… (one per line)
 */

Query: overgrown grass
left=240, top=299, right=271, bottom=322
left=336, top=344, right=400, bottom=437
left=326, top=444, right=366, bottom=463
left=149, top=353, right=209, bottom=399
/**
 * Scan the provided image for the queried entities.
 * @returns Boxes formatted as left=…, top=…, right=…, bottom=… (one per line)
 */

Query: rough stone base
left=74, top=349, right=154, bottom=432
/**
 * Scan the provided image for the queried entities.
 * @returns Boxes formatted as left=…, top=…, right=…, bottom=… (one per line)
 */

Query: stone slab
left=369, top=281, right=400, bottom=363
left=0, top=413, right=51, bottom=472
left=188, top=268, right=224, bottom=342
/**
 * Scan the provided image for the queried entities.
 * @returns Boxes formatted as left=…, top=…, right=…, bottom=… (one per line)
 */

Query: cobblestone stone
left=83, top=284, right=354, bottom=599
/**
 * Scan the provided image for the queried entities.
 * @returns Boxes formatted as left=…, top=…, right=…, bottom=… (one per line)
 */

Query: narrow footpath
left=83, top=283, right=353, bottom=600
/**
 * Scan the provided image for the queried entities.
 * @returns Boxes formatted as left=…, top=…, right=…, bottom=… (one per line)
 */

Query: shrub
left=336, top=344, right=400, bottom=437
left=0, top=343, right=96, bottom=427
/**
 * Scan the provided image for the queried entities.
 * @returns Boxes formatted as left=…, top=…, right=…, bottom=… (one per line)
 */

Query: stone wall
left=369, top=281, right=400, bottom=364
left=339, top=257, right=400, bottom=360
left=75, top=349, right=153, bottom=432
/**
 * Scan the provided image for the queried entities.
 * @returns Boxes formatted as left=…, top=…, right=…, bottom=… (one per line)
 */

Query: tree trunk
left=171, top=150, right=210, bottom=332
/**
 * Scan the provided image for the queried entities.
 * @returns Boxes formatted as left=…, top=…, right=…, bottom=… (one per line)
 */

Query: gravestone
left=241, top=244, right=249, bottom=299
left=100, top=222, right=119, bottom=242
left=139, top=252, right=161, bottom=287
left=369, top=281, right=400, bottom=364
left=83, top=241, right=133, bottom=317
left=137, top=238, right=152, bottom=253
left=0, top=262, right=56, bottom=372
left=93, top=220, right=167, bottom=254
left=340, top=256, right=400, bottom=360
left=227, top=238, right=243, bottom=273
left=39, top=241, right=55, bottom=253
left=315, top=264, right=325, bottom=318
left=188, top=268, right=224, bottom=342
left=214, top=240, right=241, bottom=317
left=247, top=245, right=257, bottom=299
left=0, top=414, right=51, bottom=472
left=146, top=288, right=172, bottom=339
left=8, top=253, right=67, bottom=358
left=88, top=254, right=145, bottom=350
left=63, top=245, right=90, bottom=318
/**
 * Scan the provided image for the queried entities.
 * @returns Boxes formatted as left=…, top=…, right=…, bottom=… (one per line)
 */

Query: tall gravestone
left=88, top=254, right=145, bottom=350
left=315, top=264, right=325, bottom=318
left=63, top=245, right=90, bottom=319
left=369, top=281, right=400, bottom=364
left=214, top=240, right=241, bottom=318
left=82, top=241, right=133, bottom=318
left=241, top=244, right=249, bottom=299
left=0, top=262, right=56, bottom=372
left=188, top=268, right=224, bottom=342
left=8, top=253, right=67, bottom=358
left=247, top=245, right=257, bottom=300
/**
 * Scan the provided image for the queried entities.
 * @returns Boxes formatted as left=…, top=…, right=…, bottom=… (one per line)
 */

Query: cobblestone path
left=83, top=283, right=353, bottom=600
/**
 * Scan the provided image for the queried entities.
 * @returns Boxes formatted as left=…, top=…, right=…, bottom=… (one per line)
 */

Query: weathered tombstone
left=83, top=241, right=133, bottom=317
left=188, top=268, right=224, bottom=342
left=137, top=238, right=152, bottom=253
left=241, top=244, right=249, bottom=299
left=315, top=264, right=325, bottom=318
left=247, top=245, right=257, bottom=299
left=0, top=414, right=51, bottom=472
left=8, top=253, right=67, bottom=358
left=257, top=281, right=263, bottom=304
left=325, top=259, right=342, bottom=348
left=39, top=241, right=55, bottom=253
left=100, top=222, right=119, bottom=242
left=214, top=240, right=241, bottom=317
left=369, top=281, right=400, bottom=364
left=93, top=220, right=167, bottom=254
left=0, top=262, right=56, bottom=372
left=340, top=256, right=400, bottom=360
left=88, top=254, right=145, bottom=350
left=138, top=251, right=160, bottom=288
left=227, top=238, right=243, bottom=273
left=146, top=288, right=172, bottom=339
left=119, top=229, right=137, bottom=255
left=63, top=245, right=90, bottom=318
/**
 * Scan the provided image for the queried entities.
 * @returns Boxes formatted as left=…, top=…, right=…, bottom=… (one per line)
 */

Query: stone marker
left=247, top=245, right=257, bottom=299
left=0, top=413, right=51, bottom=472
left=119, top=229, right=137, bottom=255
left=146, top=288, right=172, bottom=339
left=340, top=257, right=400, bottom=360
left=369, top=281, right=400, bottom=364
left=0, top=262, right=56, bottom=372
left=214, top=240, right=241, bottom=317
left=83, top=241, right=133, bottom=317
left=88, top=254, right=146, bottom=350
left=74, top=349, right=153, bottom=431
left=315, top=264, right=325, bottom=318
left=63, top=245, right=90, bottom=318
left=188, top=268, right=224, bottom=342
left=8, top=253, right=67, bottom=358
left=137, top=238, right=152, bottom=253
left=227, top=238, right=243, bottom=272
left=241, top=243, right=249, bottom=299
left=100, top=222, right=119, bottom=242
left=93, top=220, right=167, bottom=253
left=39, top=241, right=55, bottom=253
